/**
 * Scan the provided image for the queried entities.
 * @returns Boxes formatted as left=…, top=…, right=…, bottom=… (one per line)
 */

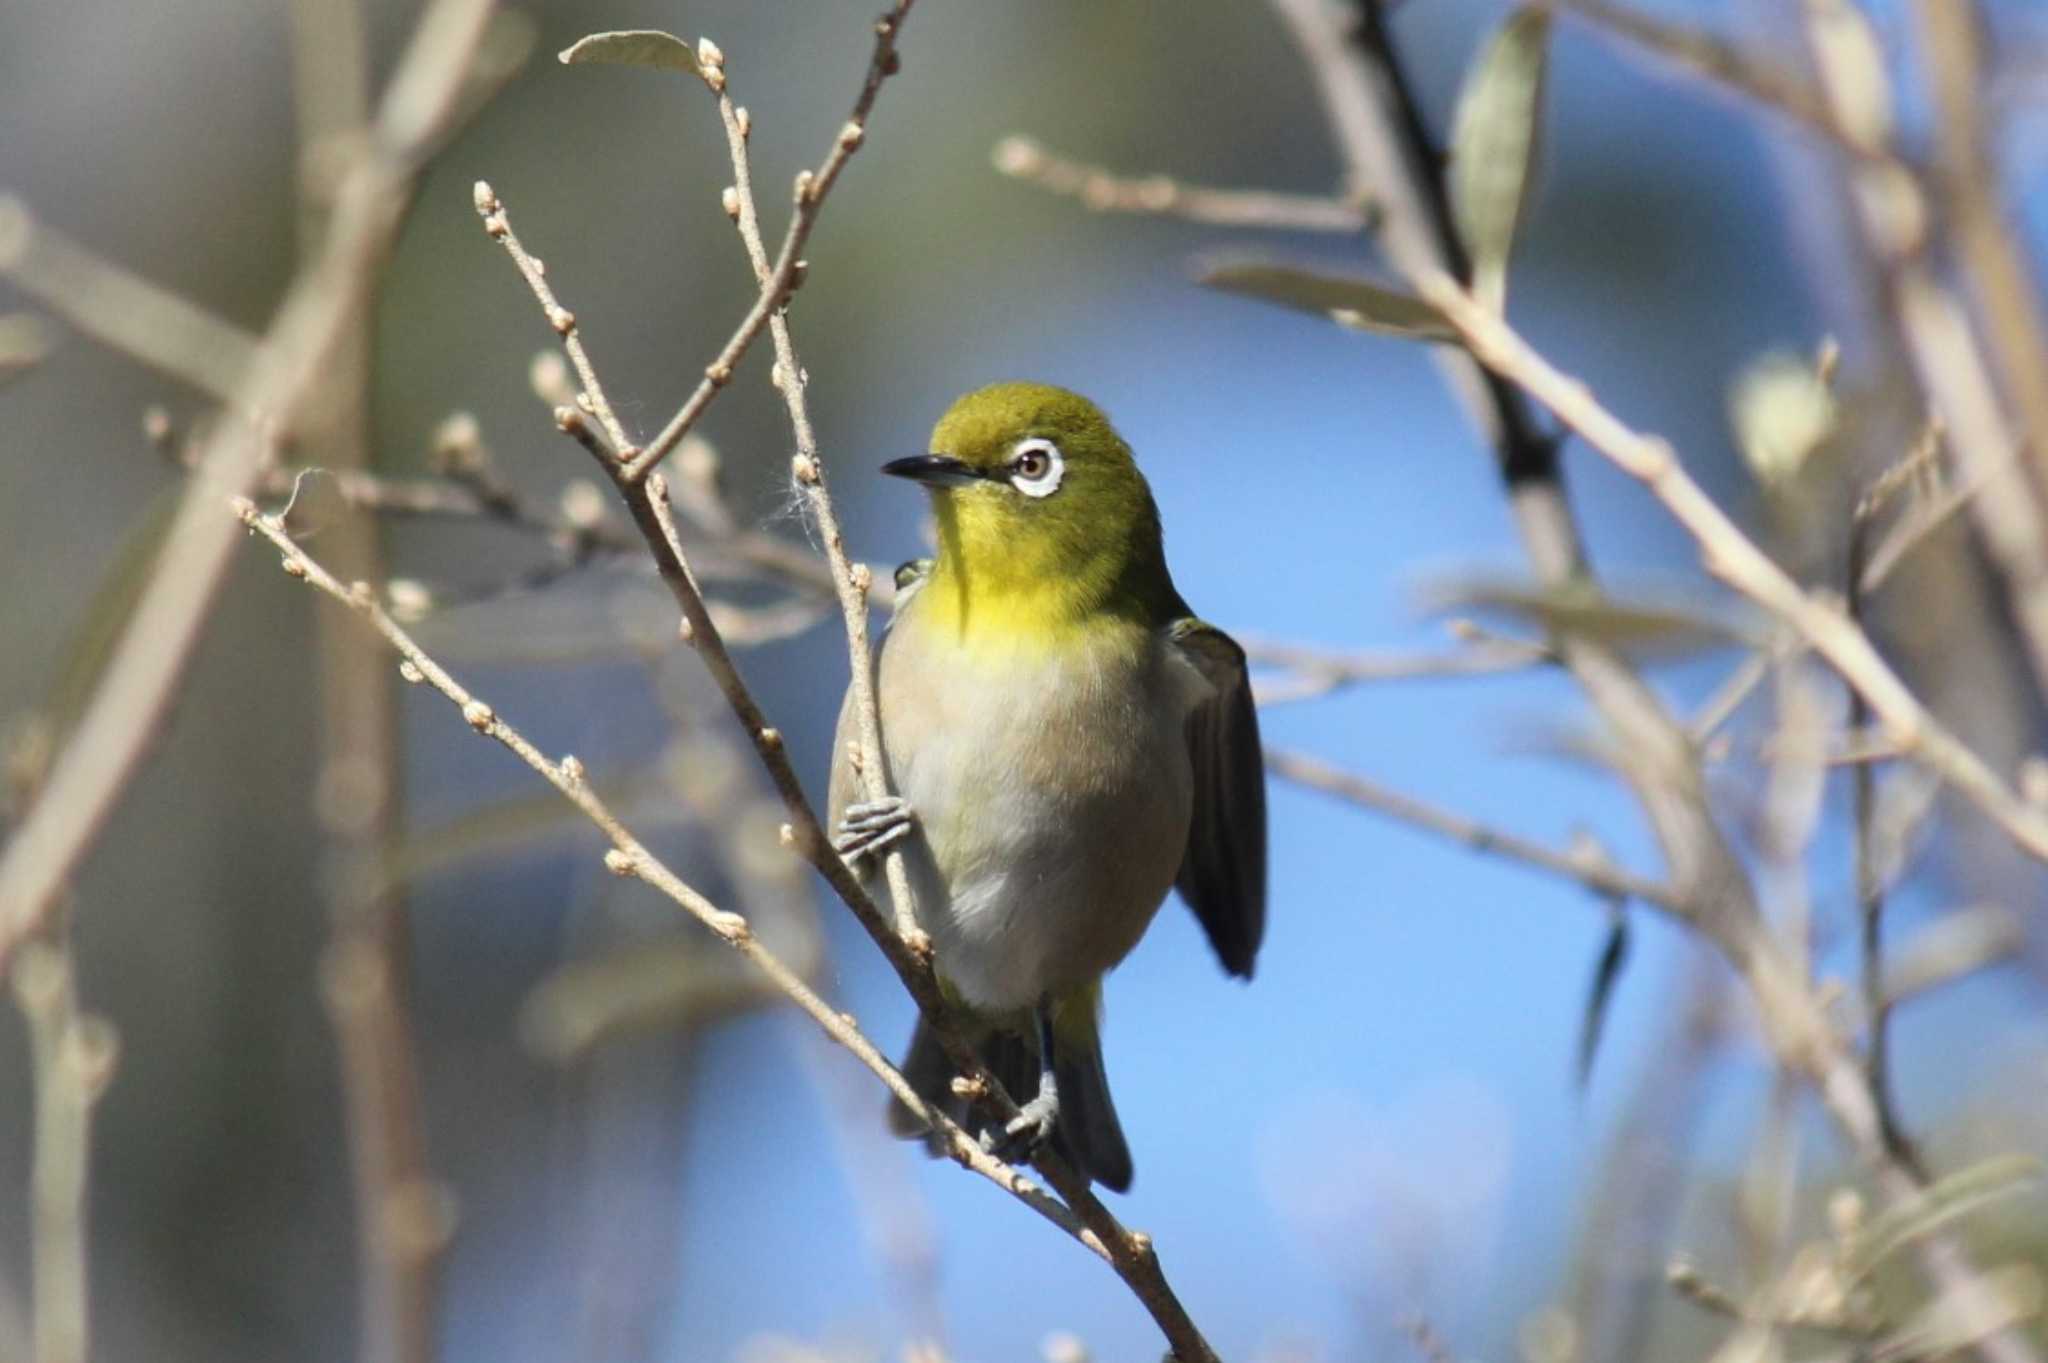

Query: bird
left=827, top=381, right=1266, bottom=1192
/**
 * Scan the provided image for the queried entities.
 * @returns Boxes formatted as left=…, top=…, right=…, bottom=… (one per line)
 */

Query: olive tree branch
left=1418, top=269, right=2045, bottom=1363
left=1251, top=8, right=2039, bottom=1359
left=1419, top=272, right=2048, bottom=871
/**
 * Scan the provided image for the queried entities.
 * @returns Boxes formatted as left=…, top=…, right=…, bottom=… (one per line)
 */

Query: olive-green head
left=883, top=382, right=1176, bottom=633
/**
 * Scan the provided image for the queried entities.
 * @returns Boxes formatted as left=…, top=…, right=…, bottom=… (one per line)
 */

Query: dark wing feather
left=1168, top=618, right=1267, bottom=978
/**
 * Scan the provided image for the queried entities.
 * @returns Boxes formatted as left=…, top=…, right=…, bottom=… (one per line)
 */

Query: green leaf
left=557, top=30, right=699, bottom=74
left=1842, top=1153, right=2043, bottom=1282
left=1429, top=579, right=1753, bottom=659
left=1449, top=7, right=1551, bottom=312
left=1197, top=260, right=1457, bottom=342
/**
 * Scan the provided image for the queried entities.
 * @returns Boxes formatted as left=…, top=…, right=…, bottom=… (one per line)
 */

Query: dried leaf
left=1449, top=8, right=1551, bottom=311
left=1197, top=260, right=1457, bottom=342
left=558, top=29, right=700, bottom=74
left=1843, top=1154, right=2043, bottom=1282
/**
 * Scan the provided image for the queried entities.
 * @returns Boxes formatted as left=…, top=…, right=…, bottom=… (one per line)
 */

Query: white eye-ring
left=1007, top=437, right=1065, bottom=498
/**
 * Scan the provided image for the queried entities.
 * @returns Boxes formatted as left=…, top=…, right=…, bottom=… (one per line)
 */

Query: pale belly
left=877, top=624, right=1200, bottom=1014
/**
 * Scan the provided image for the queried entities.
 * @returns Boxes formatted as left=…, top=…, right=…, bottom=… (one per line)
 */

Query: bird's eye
left=1006, top=438, right=1064, bottom=498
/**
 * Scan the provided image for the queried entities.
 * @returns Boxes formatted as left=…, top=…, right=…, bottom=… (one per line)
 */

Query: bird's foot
left=833, top=796, right=916, bottom=863
left=982, top=1089, right=1059, bottom=1164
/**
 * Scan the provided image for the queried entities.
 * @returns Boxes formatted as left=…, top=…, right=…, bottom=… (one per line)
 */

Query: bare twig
left=626, top=7, right=914, bottom=479
left=1268, top=747, right=1682, bottom=911
left=0, top=0, right=503, bottom=975
left=697, top=28, right=924, bottom=944
left=1245, top=631, right=1553, bottom=705
left=1797, top=0, right=2048, bottom=696
left=1541, top=0, right=1874, bottom=158
left=480, top=196, right=630, bottom=454
left=992, top=135, right=1373, bottom=232
left=232, top=501, right=1086, bottom=1243
left=11, top=936, right=119, bottom=1363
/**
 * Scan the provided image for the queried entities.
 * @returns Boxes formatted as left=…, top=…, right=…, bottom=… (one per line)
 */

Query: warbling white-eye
left=828, top=381, right=1266, bottom=1191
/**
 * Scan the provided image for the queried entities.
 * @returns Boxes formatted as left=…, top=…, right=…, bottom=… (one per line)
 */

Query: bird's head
left=883, top=382, right=1173, bottom=635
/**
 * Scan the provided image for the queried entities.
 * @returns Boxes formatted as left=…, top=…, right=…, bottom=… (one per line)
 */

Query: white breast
left=876, top=616, right=1211, bottom=1014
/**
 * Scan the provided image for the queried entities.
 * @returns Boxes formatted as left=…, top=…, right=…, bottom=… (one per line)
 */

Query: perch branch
left=475, top=14, right=1220, bottom=1354
left=232, top=502, right=1084, bottom=1242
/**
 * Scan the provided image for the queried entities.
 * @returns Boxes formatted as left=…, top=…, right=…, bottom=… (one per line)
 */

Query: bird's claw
left=981, top=1090, right=1059, bottom=1164
left=833, top=796, right=916, bottom=863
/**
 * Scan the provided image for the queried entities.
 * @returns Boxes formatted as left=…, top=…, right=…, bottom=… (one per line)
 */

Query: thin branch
left=1541, top=0, right=1877, bottom=159
left=626, top=6, right=914, bottom=479
left=1268, top=747, right=1682, bottom=911
left=1797, top=0, right=2048, bottom=697
left=1911, top=0, right=2048, bottom=503
left=1848, top=506, right=1925, bottom=1179
left=1689, top=650, right=1771, bottom=744
left=1245, top=631, right=1553, bottom=705
left=698, top=31, right=923, bottom=944
left=991, top=135, right=1373, bottom=232
left=476, top=189, right=630, bottom=453
left=232, top=500, right=1088, bottom=1245
left=1419, top=271, right=2048, bottom=869
left=0, top=0, right=504, bottom=978
left=11, top=937, right=118, bottom=1363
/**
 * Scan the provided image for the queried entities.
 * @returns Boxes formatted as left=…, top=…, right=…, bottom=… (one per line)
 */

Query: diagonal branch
left=1420, top=271, right=2048, bottom=870
left=0, top=0, right=504, bottom=978
left=625, top=6, right=916, bottom=480
left=231, top=500, right=1085, bottom=1242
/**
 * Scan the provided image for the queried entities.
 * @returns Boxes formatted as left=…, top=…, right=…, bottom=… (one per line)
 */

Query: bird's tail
left=887, top=994, right=1133, bottom=1193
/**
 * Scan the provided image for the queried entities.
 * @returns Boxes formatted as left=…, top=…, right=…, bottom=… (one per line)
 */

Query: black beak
left=881, top=453, right=986, bottom=487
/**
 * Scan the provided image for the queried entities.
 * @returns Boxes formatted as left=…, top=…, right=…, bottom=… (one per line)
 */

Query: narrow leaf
left=1843, top=1153, right=2043, bottom=1281
left=1429, top=580, right=1753, bottom=659
left=1197, top=260, right=1457, bottom=342
left=558, top=29, right=699, bottom=74
left=1449, top=8, right=1551, bottom=312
